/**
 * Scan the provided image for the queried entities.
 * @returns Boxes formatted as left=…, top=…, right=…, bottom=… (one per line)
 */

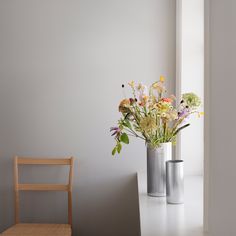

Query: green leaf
left=120, top=133, right=129, bottom=144
left=173, top=123, right=190, bottom=136
left=119, top=124, right=123, bottom=130
left=124, top=113, right=130, bottom=120
left=144, top=106, right=147, bottom=114
left=123, top=120, right=132, bottom=129
left=117, top=143, right=122, bottom=153
left=112, top=147, right=117, bottom=155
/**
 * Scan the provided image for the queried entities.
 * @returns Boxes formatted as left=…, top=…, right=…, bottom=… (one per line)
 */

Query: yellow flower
left=161, top=113, right=167, bottom=118
left=136, top=83, right=145, bottom=91
left=160, top=76, right=165, bottom=82
left=157, top=101, right=172, bottom=112
left=140, top=116, right=157, bottom=133
left=128, top=81, right=135, bottom=88
left=198, top=112, right=204, bottom=118
left=119, top=99, right=130, bottom=113
left=161, top=110, right=177, bottom=121
left=169, top=110, right=178, bottom=120
left=152, top=81, right=166, bottom=93
left=152, top=82, right=159, bottom=89
left=142, top=95, right=149, bottom=103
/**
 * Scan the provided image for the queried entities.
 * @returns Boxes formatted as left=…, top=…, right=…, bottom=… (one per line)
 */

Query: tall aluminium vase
left=147, top=142, right=172, bottom=197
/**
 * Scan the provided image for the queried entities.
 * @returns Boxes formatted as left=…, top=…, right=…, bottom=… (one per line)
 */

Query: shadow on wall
left=0, top=157, right=14, bottom=230
left=0, top=157, right=140, bottom=236
left=73, top=173, right=140, bottom=236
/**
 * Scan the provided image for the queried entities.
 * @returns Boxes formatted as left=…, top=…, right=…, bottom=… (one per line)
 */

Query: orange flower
left=139, top=95, right=149, bottom=107
left=119, top=99, right=130, bottom=113
left=162, top=98, right=172, bottom=103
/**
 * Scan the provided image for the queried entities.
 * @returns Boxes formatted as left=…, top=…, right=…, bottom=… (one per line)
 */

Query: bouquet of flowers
left=110, top=76, right=203, bottom=155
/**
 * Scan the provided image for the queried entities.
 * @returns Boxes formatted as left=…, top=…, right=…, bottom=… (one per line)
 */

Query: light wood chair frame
left=14, top=156, right=74, bottom=226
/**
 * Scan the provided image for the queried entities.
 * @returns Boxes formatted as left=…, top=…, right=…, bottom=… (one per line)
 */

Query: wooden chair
left=1, top=156, right=74, bottom=236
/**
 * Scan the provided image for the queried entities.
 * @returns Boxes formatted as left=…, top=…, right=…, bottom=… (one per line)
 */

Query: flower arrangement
left=110, top=76, right=203, bottom=155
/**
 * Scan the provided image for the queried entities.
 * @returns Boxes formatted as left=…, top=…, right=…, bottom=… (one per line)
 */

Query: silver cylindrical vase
left=166, top=160, right=184, bottom=204
left=147, top=142, right=172, bottom=197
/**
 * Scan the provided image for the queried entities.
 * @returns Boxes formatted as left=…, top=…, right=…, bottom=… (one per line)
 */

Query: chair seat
left=1, top=223, right=71, bottom=236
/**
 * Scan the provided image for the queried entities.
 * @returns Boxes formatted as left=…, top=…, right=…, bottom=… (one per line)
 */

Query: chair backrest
left=14, top=156, right=74, bottom=225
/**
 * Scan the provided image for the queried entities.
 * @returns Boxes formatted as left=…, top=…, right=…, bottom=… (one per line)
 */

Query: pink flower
left=110, top=127, right=121, bottom=137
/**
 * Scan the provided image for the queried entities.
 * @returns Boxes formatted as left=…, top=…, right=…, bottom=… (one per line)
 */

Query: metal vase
left=166, top=160, right=184, bottom=204
left=147, top=142, right=172, bottom=197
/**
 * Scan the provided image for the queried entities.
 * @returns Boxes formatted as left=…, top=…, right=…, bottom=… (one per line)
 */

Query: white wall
left=207, top=0, right=236, bottom=235
left=0, top=1, right=176, bottom=235
left=179, top=0, right=204, bottom=175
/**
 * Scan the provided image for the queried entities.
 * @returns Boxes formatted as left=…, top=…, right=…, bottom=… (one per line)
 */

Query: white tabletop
left=137, top=172, right=205, bottom=236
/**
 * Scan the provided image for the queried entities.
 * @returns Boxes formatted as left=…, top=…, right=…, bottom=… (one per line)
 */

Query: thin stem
left=124, top=128, right=146, bottom=141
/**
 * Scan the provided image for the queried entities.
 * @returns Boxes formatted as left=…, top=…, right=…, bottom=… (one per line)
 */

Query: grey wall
left=0, top=0, right=176, bottom=235
left=208, top=0, right=236, bottom=235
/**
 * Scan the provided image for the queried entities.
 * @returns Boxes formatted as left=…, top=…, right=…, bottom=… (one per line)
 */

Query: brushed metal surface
left=166, top=160, right=184, bottom=204
left=147, top=143, right=172, bottom=197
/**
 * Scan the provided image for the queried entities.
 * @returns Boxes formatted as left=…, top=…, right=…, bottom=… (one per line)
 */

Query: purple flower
left=110, top=127, right=121, bottom=136
left=178, top=108, right=190, bottom=125
left=178, top=108, right=189, bottom=118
